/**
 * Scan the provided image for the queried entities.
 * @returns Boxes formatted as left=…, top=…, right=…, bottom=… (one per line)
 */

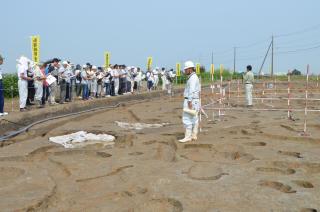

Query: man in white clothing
left=17, top=56, right=33, bottom=112
left=134, top=67, right=142, bottom=93
left=243, top=65, right=254, bottom=107
left=179, top=61, right=200, bottom=143
left=152, top=67, right=159, bottom=90
left=113, top=65, right=120, bottom=95
left=161, top=67, right=167, bottom=90
left=33, top=64, right=46, bottom=108
left=146, top=69, right=154, bottom=92
left=165, top=68, right=176, bottom=96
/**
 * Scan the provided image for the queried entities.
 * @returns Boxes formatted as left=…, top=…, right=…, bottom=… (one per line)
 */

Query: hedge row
left=2, top=74, right=19, bottom=98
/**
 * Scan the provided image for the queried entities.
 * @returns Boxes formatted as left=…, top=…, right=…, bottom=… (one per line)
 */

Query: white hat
left=184, top=61, right=195, bottom=70
left=92, top=66, right=97, bottom=70
left=82, top=64, right=87, bottom=68
left=62, top=61, right=68, bottom=65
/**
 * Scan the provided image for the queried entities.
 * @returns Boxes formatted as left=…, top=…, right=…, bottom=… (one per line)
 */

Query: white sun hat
left=184, top=61, right=195, bottom=70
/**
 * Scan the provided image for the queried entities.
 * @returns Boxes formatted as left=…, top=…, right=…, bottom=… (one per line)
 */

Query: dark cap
left=52, top=58, right=61, bottom=63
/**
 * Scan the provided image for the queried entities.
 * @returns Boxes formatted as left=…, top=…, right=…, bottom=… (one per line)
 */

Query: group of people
left=1, top=53, right=255, bottom=145
left=145, top=67, right=176, bottom=93
left=2, top=55, right=177, bottom=112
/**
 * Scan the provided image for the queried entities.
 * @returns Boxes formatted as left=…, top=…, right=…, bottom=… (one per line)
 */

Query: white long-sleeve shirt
left=165, top=70, right=176, bottom=85
left=184, top=72, right=200, bottom=101
left=17, top=65, right=28, bottom=81
left=146, top=71, right=154, bottom=82
left=243, top=71, right=254, bottom=84
left=0, top=66, right=2, bottom=80
left=135, top=71, right=142, bottom=82
left=111, top=69, right=119, bottom=81
left=59, top=67, right=72, bottom=83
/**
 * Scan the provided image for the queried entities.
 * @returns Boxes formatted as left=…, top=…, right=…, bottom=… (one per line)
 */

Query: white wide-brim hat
left=184, top=61, right=195, bottom=70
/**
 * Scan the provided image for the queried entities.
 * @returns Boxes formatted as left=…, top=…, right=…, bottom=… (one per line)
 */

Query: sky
left=1, top=0, right=320, bottom=74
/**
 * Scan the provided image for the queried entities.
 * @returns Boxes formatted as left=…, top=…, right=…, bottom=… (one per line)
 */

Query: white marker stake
left=221, top=75, right=224, bottom=116
left=262, top=82, right=265, bottom=103
left=199, top=77, right=202, bottom=132
left=287, top=70, right=291, bottom=119
left=302, top=65, right=310, bottom=136
left=228, top=81, right=231, bottom=106
left=272, top=77, right=276, bottom=105
left=11, top=86, right=14, bottom=112
left=218, top=76, right=222, bottom=117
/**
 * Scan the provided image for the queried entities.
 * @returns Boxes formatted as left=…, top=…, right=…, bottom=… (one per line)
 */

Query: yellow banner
left=176, top=63, right=181, bottom=77
left=210, top=64, right=215, bottom=75
left=147, top=57, right=153, bottom=71
left=220, top=64, right=224, bottom=76
left=196, top=63, right=201, bottom=75
left=105, top=52, right=110, bottom=68
left=31, top=35, right=40, bottom=63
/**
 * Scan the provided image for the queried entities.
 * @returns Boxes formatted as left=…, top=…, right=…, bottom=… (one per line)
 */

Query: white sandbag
left=49, top=131, right=115, bottom=148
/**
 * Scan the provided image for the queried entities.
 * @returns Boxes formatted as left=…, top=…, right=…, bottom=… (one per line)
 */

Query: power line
left=274, top=23, right=320, bottom=38
left=275, top=44, right=320, bottom=54
left=212, top=49, right=233, bottom=56
left=237, top=55, right=265, bottom=61
left=276, top=41, right=320, bottom=50
left=236, top=38, right=270, bottom=49
left=274, top=31, right=320, bottom=46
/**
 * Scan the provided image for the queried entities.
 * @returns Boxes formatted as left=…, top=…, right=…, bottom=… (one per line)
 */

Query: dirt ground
left=0, top=82, right=320, bottom=212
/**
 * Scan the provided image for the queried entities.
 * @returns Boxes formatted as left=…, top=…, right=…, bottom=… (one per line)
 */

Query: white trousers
left=18, top=80, right=28, bottom=109
left=182, top=99, right=200, bottom=130
left=114, top=78, right=119, bottom=95
left=131, top=80, right=134, bottom=93
left=91, top=80, right=97, bottom=93
left=166, top=83, right=172, bottom=94
left=154, top=76, right=159, bottom=88
left=49, top=81, right=57, bottom=103
left=162, top=76, right=166, bottom=90
left=34, top=81, right=43, bottom=102
left=245, top=84, right=253, bottom=106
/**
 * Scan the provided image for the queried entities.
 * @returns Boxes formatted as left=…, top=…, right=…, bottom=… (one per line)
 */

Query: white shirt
left=112, top=69, right=119, bottom=80
left=184, top=72, right=200, bottom=101
left=120, top=69, right=127, bottom=79
left=0, top=66, right=2, bottom=80
left=75, top=69, right=81, bottom=83
left=33, top=67, right=44, bottom=82
left=152, top=69, right=159, bottom=78
left=81, top=70, right=88, bottom=85
left=135, top=71, right=142, bottom=82
left=146, top=71, right=154, bottom=82
left=17, top=65, right=28, bottom=81
left=165, top=70, right=176, bottom=85
left=59, top=67, right=72, bottom=83
left=104, top=72, right=111, bottom=83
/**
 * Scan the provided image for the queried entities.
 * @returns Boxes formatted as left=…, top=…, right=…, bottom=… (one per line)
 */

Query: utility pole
left=233, top=47, right=236, bottom=75
left=271, top=35, right=274, bottom=77
left=258, top=41, right=272, bottom=76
